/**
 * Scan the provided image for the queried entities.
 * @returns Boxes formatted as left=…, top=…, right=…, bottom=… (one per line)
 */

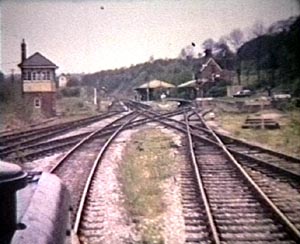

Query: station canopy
left=178, top=79, right=210, bottom=88
left=177, top=80, right=197, bottom=88
left=136, top=80, right=175, bottom=89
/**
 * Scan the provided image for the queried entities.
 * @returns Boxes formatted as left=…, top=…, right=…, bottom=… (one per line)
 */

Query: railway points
left=2, top=100, right=300, bottom=243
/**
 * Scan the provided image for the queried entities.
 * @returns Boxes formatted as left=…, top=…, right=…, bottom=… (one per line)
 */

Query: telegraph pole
left=10, top=69, right=15, bottom=83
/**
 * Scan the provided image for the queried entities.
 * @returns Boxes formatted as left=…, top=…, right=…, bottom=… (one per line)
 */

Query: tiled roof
left=200, top=57, right=223, bottom=72
left=19, top=52, right=58, bottom=68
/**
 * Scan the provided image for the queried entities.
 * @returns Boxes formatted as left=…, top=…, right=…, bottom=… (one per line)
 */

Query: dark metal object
left=0, top=162, right=27, bottom=243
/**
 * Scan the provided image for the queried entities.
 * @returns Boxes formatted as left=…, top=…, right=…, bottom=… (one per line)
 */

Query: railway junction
left=1, top=100, right=300, bottom=244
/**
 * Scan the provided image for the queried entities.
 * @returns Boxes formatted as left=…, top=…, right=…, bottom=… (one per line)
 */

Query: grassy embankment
left=119, top=128, right=179, bottom=244
left=217, top=110, right=300, bottom=157
left=0, top=86, right=111, bottom=131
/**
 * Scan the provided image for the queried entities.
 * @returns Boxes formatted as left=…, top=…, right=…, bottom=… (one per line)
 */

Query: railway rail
left=1, top=109, right=185, bottom=163
left=0, top=111, right=119, bottom=152
left=184, top=112, right=300, bottom=243
left=5, top=99, right=300, bottom=243
left=133, top=105, right=300, bottom=242
left=192, top=111, right=300, bottom=177
left=49, top=111, right=139, bottom=225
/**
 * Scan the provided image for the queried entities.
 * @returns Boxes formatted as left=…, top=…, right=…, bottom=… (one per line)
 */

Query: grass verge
left=119, top=128, right=177, bottom=244
left=217, top=110, right=300, bottom=157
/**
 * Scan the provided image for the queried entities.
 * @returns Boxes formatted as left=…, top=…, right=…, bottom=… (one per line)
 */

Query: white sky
left=1, top=0, right=299, bottom=74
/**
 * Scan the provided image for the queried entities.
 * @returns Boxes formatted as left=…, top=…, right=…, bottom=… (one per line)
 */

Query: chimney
left=204, top=49, right=212, bottom=58
left=21, top=39, right=26, bottom=63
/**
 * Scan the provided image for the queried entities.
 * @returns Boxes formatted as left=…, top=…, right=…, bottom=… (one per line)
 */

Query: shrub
left=60, top=87, right=80, bottom=97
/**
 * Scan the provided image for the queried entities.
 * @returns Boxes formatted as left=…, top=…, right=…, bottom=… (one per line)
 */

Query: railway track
left=0, top=111, right=119, bottom=152
left=220, top=134, right=300, bottom=175
left=128, top=103, right=300, bottom=184
left=184, top=112, right=300, bottom=243
left=49, top=106, right=186, bottom=243
left=1, top=109, right=185, bottom=163
left=8, top=98, right=299, bottom=242
left=2, top=112, right=130, bottom=162
left=186, top=111, right=300, bottom=196
left=50, top=111, right=139, bottom=226
left=134, top=106, right=300, bottom=242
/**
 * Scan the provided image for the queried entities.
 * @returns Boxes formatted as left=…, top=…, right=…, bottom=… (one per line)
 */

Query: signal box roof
left=18, top=52, right=58, bottom=69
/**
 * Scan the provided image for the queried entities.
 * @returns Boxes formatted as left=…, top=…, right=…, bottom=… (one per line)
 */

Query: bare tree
left=226, top=28, right=245, bottom=51
left=202, top=38, right=215, bottom=50
left=251, top=21, right=267, bottom=38
left=178, top=45, right=195, bottom=60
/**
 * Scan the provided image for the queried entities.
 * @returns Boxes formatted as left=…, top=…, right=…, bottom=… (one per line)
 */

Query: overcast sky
left=1, top=0, right=299, bottom=74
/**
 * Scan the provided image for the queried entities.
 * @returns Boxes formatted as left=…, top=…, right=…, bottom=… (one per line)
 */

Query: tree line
left=81, top=15, right=299, bottom=98
left=1, top=15, right=299, bottom=100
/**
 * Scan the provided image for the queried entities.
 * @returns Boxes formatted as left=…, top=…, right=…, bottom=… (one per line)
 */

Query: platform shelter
left=134, top=80, right=175, bottom=101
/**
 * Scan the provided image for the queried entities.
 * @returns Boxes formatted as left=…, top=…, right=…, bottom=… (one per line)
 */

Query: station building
left=178, top=49, right=234, bottom=99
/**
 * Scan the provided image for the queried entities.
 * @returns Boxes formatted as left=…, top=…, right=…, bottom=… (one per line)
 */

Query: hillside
left=237, top=16, right=300, bottom=96
left=82, top=16, right=300, bottom=98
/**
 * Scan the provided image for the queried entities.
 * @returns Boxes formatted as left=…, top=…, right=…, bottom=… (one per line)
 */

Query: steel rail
left=218, top=132, right=300, bottom=163
left=0, top=112, right=119, bottom=151
left=0, top=111, right=117, bottom=144
left=140, top=108, right=299, bottom=180
left=191, top=109, right=300, bottom=178
left=229, top=149, right=300, bottom=180
left=193, top=110, right=300, bottom=241
left=139, top=109, right=220, bottom=146
left=193, top=109, right=300, bottom=163
left=49, top=111, right=137, bottom=173
left=72, top=112, right=140, bottom=233
left=140, top=107, right=300, bottom=240
left=4, top=110, right=185, bottom=162
left=184, top=112, right=221, bottom=244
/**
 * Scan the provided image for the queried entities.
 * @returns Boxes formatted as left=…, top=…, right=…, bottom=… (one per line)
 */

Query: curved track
left=131, top=103, right=300, bottom=242
left=186, top=112, right=300, bottom=243
left=0, top=112, right=119, bottom=157
left=50, top=112, right=139, bottom=225
left=8, top=99, right=299, bottom=242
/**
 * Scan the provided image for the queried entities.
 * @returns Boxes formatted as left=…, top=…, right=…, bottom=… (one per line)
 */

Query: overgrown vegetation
left=217, top=110, right=300, bottom=157
left=119, top=129, right=178, bottom=243
left=237, top=16, right=300, bottom=96
left=81, top=16, right=300, bottom=99
left=0, top=77, right=34, bottom=130
left=0, top=74, right=99, bottom=130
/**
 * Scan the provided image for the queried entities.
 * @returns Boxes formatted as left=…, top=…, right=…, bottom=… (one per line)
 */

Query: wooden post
left=261, top=99, right=264, bottom=129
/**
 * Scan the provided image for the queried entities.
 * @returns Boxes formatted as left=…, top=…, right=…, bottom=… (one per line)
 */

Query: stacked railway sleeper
left=184, top=113, right=300, bottom=243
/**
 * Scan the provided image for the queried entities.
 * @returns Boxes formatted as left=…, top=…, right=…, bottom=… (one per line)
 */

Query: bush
left=60, top=87, right=80, bottom=97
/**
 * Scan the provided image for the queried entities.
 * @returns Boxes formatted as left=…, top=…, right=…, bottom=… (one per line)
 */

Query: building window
left=41, top=72, right=46, bottom=80
left=46, top=71, right=50, bottom=80
left=34, top=97, right=41, bottom=108
left=32, top=72, right=36, bottom=80
left=27, top=72, right=31, bottom=80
